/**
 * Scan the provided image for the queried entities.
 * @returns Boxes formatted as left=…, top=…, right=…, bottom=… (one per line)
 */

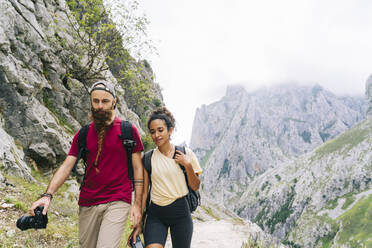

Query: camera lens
left=16, top=216, right=33, bottom=231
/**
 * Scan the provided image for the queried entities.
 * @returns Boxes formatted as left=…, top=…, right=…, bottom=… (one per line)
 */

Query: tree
left=51, top=0, right=162, bottom=120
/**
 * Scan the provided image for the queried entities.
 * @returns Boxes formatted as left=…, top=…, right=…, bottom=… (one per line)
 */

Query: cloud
left=137, top=0, right=372, bottom=144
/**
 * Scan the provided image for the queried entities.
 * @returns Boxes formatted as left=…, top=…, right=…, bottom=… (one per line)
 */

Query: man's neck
left=110, top=113, right=116, bottom=124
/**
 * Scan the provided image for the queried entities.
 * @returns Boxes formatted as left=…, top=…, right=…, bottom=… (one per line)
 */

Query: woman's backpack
left=142, top=146, right=201, bottom=212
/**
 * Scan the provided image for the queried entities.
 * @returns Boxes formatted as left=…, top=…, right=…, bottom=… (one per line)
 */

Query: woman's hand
left=174, top=150, right=192, bottom=168
left=127, top=225, right=142, bottom=247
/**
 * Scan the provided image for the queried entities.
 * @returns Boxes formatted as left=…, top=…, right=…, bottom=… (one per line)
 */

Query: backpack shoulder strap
left=143, top=149, right=154, bottom=176
left=120, top=120, right=133, bottom=140
left=174, top=146, right=186, bottom=171
left=118, top=120, right=137, bottom=182
left=142, top=149, right=154, bottom=213
left=72, top=124, right=90, bottom=173
left=175, top=145, right=186, bottom=155
left=174, top=146, right=190, bottom=184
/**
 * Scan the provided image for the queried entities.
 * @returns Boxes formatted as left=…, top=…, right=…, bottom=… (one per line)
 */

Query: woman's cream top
left=150, top=147, right=202, bottom=206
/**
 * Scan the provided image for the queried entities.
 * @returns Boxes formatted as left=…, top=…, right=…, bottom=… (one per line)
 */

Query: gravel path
left=164, top=218, right=264, bottom=248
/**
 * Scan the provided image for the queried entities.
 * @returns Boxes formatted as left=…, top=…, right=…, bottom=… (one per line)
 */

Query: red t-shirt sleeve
left=132, top=124, right=144, bottom=153
left=68, top=131, right=79, bottom=157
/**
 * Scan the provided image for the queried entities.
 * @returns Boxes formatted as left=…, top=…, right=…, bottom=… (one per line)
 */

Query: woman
left=132, top=106, right=202, bottom=248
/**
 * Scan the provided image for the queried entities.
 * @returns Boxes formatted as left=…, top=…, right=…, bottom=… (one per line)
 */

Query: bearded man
left=29, top=81, right=144, bottom=248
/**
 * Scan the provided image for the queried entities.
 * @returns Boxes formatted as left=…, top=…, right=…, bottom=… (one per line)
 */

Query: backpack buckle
left=123, top=139, right=136, bottom=148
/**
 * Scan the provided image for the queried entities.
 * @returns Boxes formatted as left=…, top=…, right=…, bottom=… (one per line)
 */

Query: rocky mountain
left=366, top=75, right=372, bottom=116
left=190, top=84, right=367, bottom=208
left=234, top=81, right=372, bottom=247
left=0, top=0, right=162, bottom=182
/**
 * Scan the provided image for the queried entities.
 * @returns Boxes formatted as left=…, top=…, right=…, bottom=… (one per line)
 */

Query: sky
left=132, top=0, right=372, bottom=145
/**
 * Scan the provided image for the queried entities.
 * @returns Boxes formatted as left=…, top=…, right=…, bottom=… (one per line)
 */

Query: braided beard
left=89, top=107, right=114, bottom=173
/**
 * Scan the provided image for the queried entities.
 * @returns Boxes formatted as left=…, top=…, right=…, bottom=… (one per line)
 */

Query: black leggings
left=144, top=197, right=193, bottom=248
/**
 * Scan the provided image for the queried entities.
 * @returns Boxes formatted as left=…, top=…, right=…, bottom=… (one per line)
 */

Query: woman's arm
left=174, top=150, right=201, bottom=191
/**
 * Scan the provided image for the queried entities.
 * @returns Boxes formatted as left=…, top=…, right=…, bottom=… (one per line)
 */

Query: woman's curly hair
left=147, top=106, right=176, bottom=130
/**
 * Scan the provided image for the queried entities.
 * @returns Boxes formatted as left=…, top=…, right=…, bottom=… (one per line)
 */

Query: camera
left=16, top=206, right=48, bottom=231
left=130, top=235, right=144, bottom=248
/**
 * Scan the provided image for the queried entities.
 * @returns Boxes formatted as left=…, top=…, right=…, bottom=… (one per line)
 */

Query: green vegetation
left=141, top=132, right=156, bottom=152
left=275, top=174, right=281, bottom=181
left=341, top=193, right=356, bottom=210
left=318, top=232, right=336, bottom=248
left=1, top=170, right=135, bottom=247
left=314, top=119, right=371, bottom=159
left=336, top=194, right=372, bottom=247
left=282, top=240, right=301, bottom=248
left=200, top=205, right=220, bottom=220
left=319, top=131, right=331, bottom=142
left=241, top=238, right=281, bottom=248
left=325, top=198, right=338, bottom=210
left=266, top=186, right=296, bottom=234
left=283, top=117, right=306, bottom=123
left=219, top=159, right=231, bottom=178
left=241, top=117, right=248, bottom=126
left=197, top=147, right=215, bottom=168
left=254, top=209, right=266, bottom=230
left=61, top=0, right=161, bottom=122
left=0, top=171, right=79, bottom=247
left=300, top=130, right=311, bottom=143
left=42, top=90, right=74, bottom=133
left=261, top=181, right=270, bottom=191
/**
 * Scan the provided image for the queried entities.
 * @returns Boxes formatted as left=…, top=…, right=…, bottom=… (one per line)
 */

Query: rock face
left=0, top=115, right=33, bottom=182
left=235, top=115, right=372, bottom=247
left=190, top=84, right=367, bottom=208
left=366, top=74, right=372, bottom=116
left=0, top=0, right=161, bottom=179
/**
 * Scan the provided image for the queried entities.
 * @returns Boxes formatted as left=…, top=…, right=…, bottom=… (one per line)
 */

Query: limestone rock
left=0, top=116, right=33, bottom=181
left=191, top=84, right=367, bottom=210
left=366, top=74, right=372, bottom=116
left=0, top=0, right=158, bottom=175
left=235, top=116, right=372, bottom=247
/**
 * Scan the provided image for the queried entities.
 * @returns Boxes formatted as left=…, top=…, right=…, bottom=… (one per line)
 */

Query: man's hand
left=130, top=204, right=142, bottom=229
left=29, top=196, right=51, bottom=216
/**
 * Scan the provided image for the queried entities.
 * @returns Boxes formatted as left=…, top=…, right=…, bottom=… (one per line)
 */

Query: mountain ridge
left=191, top=83, right=367, bottom=208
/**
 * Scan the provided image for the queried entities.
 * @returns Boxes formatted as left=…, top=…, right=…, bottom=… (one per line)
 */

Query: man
left=30, top=80, right=144, bottom=247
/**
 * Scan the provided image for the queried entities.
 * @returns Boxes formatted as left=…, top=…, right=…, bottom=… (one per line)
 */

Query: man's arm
left=29, top=155, right=77, bottom=215
left=130, top=151, right=144, bottom=226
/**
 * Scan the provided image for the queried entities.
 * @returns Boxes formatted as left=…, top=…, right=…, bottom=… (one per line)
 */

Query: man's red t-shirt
left=68, top=117, right=144, bottom=206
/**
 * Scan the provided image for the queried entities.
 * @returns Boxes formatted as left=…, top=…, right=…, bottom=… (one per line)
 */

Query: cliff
left=235, top=115, right=372, bottom=247
left=0, top=0, right=162, bottom=181
left=191, top=84, right=367, bottom=208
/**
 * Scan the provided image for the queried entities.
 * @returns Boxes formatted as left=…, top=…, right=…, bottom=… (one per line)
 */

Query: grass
left=324, top=198, right=338, bottom=210
left=341, top=193, right=356, bottom=210
left=42, top=91, right=75, bottom=134
left=336, top=194, right=372, bottom=247
left=0, top=170, right=135, bottom=247
left=314, top=119, right=371, bottom=159
left=241, top=237, right=282, bottom=248
left=199, top=147, right=215, bottom=168
left=200, top=205, right=221, bottom=220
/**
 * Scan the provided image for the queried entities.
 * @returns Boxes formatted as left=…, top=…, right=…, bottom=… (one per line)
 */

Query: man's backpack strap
left=118, top=120, right=137, bottom=183
left=72, top=124, right=90, bottom=173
